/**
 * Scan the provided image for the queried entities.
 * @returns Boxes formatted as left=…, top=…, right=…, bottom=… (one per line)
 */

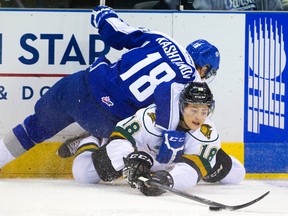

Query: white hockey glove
left=91, top=5, right=118, bottom=29
left=156, top=130, right=185, bottom=164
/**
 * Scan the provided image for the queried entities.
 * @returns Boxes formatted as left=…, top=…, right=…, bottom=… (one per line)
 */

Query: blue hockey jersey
left=87, top=16, right=201, bottom=129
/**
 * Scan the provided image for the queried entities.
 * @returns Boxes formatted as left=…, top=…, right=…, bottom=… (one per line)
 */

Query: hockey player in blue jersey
left=0, top=6, right=220, bottom=168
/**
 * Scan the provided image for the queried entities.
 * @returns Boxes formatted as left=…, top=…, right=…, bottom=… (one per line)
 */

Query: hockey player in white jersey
left=72, top=82, right=245, bottom=195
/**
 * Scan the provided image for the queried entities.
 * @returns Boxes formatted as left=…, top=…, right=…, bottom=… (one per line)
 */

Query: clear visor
left=203, top=67, right=217, bottom=83
left=180, top=102, right=215, bottom=117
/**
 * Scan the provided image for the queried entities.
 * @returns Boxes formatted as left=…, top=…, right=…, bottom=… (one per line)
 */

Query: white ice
left=0, top=178, right=287, bottom=216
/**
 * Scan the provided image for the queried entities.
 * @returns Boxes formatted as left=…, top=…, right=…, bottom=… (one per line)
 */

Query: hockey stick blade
left=139, top=177, right=270, bottom=211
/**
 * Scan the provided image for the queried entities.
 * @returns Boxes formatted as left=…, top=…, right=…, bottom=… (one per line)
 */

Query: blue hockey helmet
left=186, top=39, right=220, bottom=81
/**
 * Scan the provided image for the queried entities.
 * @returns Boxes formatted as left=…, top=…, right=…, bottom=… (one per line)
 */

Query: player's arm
left=172, top=154, right=214, bottom=189
left=91, top=6, right=151, bottom=50
left=154, top=82, right=185, bottom=130
left=123, top=151, right=174, bottom=196
left=110, top=105, right=160, bottom=146
left=122, top=150, right=212, bottom=195
left=171, top=147, right=244, bottom=191
left=90, top=108, right=150, bottom=182
left=164, top=124, right=222, bottom=191
left=122, top=149, right=215, bottom=195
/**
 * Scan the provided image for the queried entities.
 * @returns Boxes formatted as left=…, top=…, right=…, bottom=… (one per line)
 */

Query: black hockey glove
left=139, top=170, right=174, bottom=196
left=122, top=151, right=153, bottom=189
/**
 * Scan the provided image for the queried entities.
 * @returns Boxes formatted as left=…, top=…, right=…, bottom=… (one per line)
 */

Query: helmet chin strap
left=178, top=119, right=190, bottom=131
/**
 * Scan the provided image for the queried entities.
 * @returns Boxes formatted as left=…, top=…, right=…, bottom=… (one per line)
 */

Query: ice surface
left=0, top=178, right=287, bottom=216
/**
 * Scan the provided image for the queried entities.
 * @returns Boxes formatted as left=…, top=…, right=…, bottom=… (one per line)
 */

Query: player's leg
left=72, top=138, right=134, bottom=184
left=219, top=156, right=246, bottom=184
left=57, top=132, right=91, bottom=158
left=57, top=71, right=121, bottom=158
left=202, top=148, right=246, bottom=184
left=66, top=89, right=121, bottom=138
left=0, top=136, right=16, bottom=168
left=0, top=71, right=85, bottom=168
left=72, top=136, right=102, bottom=184
left=56, top=104, right=117, bottom=158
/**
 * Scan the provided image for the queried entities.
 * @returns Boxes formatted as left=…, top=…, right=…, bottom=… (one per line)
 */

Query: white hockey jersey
left=111, top=104, right=221, bottom=190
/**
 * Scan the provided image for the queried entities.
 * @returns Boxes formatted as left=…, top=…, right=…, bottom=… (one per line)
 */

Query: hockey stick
left=99, top=0, right=105, bottom=6
left=139, top=177, right=270, bottom=211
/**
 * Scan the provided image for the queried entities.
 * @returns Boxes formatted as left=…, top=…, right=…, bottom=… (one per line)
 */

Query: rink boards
left=0, top=9, right=287, bottom=177
left=0, top=141, right=286, bottom=179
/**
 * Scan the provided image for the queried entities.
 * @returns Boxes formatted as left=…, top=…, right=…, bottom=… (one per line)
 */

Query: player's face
left=197, top=65, right=209, bottom=80
left=182, top=104, right=209, bottom=131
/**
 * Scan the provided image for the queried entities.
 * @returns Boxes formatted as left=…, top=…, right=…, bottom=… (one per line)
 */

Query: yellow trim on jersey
left=182, top=154, right=208, bottom=177
left=110, top=131, right=127, bottom=140
left=110, top=126, right=136, bottom=146
left=75, top=143, right=99, bottom=157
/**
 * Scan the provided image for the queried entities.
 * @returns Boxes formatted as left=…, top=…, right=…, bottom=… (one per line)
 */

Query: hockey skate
left=57, top=132, right=91, bottom=158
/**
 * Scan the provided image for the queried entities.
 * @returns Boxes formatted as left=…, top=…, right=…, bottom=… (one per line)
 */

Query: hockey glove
left=122, top=151, right=153, bottom=189
left=139, top=170, right=174, bottom=196
left=156, top=130, right=185, bottom=164
left=91, top=6, right=118, bottom=29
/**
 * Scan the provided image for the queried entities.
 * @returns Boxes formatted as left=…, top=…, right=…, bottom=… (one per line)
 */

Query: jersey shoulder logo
left=200, top=124, right=212, bottom=139
left=101, top=96, right=114, bottom=107
left=147, top=112, right=156, bottom=123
